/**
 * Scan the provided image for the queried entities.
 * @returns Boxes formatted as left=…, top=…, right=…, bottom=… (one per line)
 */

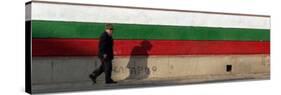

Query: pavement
left=32, top=73, right=270, bottom=94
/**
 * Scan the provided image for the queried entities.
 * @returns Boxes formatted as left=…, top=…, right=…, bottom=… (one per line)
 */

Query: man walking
left=89, top=24, right=117, bottom=84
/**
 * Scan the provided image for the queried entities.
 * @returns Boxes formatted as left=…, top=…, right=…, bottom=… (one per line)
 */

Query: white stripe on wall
left=31, top=2, right=270, bottom=29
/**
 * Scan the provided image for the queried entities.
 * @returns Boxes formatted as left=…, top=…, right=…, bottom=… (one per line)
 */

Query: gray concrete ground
left=32, top=73, right=269, bottom=94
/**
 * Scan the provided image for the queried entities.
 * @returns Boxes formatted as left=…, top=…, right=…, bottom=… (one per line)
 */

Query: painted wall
left=26, top=1, right=270, bottom=86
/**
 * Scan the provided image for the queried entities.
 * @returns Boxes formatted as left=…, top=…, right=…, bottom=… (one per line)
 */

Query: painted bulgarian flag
left=30, top=4, right=270, bottom=57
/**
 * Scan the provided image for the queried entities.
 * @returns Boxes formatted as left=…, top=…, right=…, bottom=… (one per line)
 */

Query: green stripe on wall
left=32, top=20, right=270, bottom=41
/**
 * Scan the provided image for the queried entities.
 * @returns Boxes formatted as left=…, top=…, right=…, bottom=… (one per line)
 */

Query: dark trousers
left=92, top=58, right=113, bottom=82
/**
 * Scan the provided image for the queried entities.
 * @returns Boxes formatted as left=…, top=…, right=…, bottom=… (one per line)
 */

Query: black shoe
left=106, top=80, right=117, bottom=84
left=89, top=74, right=97, bottom=84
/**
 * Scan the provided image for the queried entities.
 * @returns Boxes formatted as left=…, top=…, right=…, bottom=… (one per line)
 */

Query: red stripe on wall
left=32, top=39, right=270, bottom=56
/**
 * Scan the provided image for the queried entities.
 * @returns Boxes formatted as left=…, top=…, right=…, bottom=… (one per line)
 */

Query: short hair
left=105, top=24, right=113, bottom=30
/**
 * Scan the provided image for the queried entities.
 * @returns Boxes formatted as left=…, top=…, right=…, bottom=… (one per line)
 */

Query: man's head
left=105, top=24, right=113, bottom=36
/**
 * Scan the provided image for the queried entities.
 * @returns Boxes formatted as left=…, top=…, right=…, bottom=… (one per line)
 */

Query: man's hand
left=103, top=54, right=107, bottom=59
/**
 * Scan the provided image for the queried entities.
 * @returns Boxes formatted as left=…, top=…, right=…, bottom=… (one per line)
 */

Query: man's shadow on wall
left=125, top=40, right=152, bottom=80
